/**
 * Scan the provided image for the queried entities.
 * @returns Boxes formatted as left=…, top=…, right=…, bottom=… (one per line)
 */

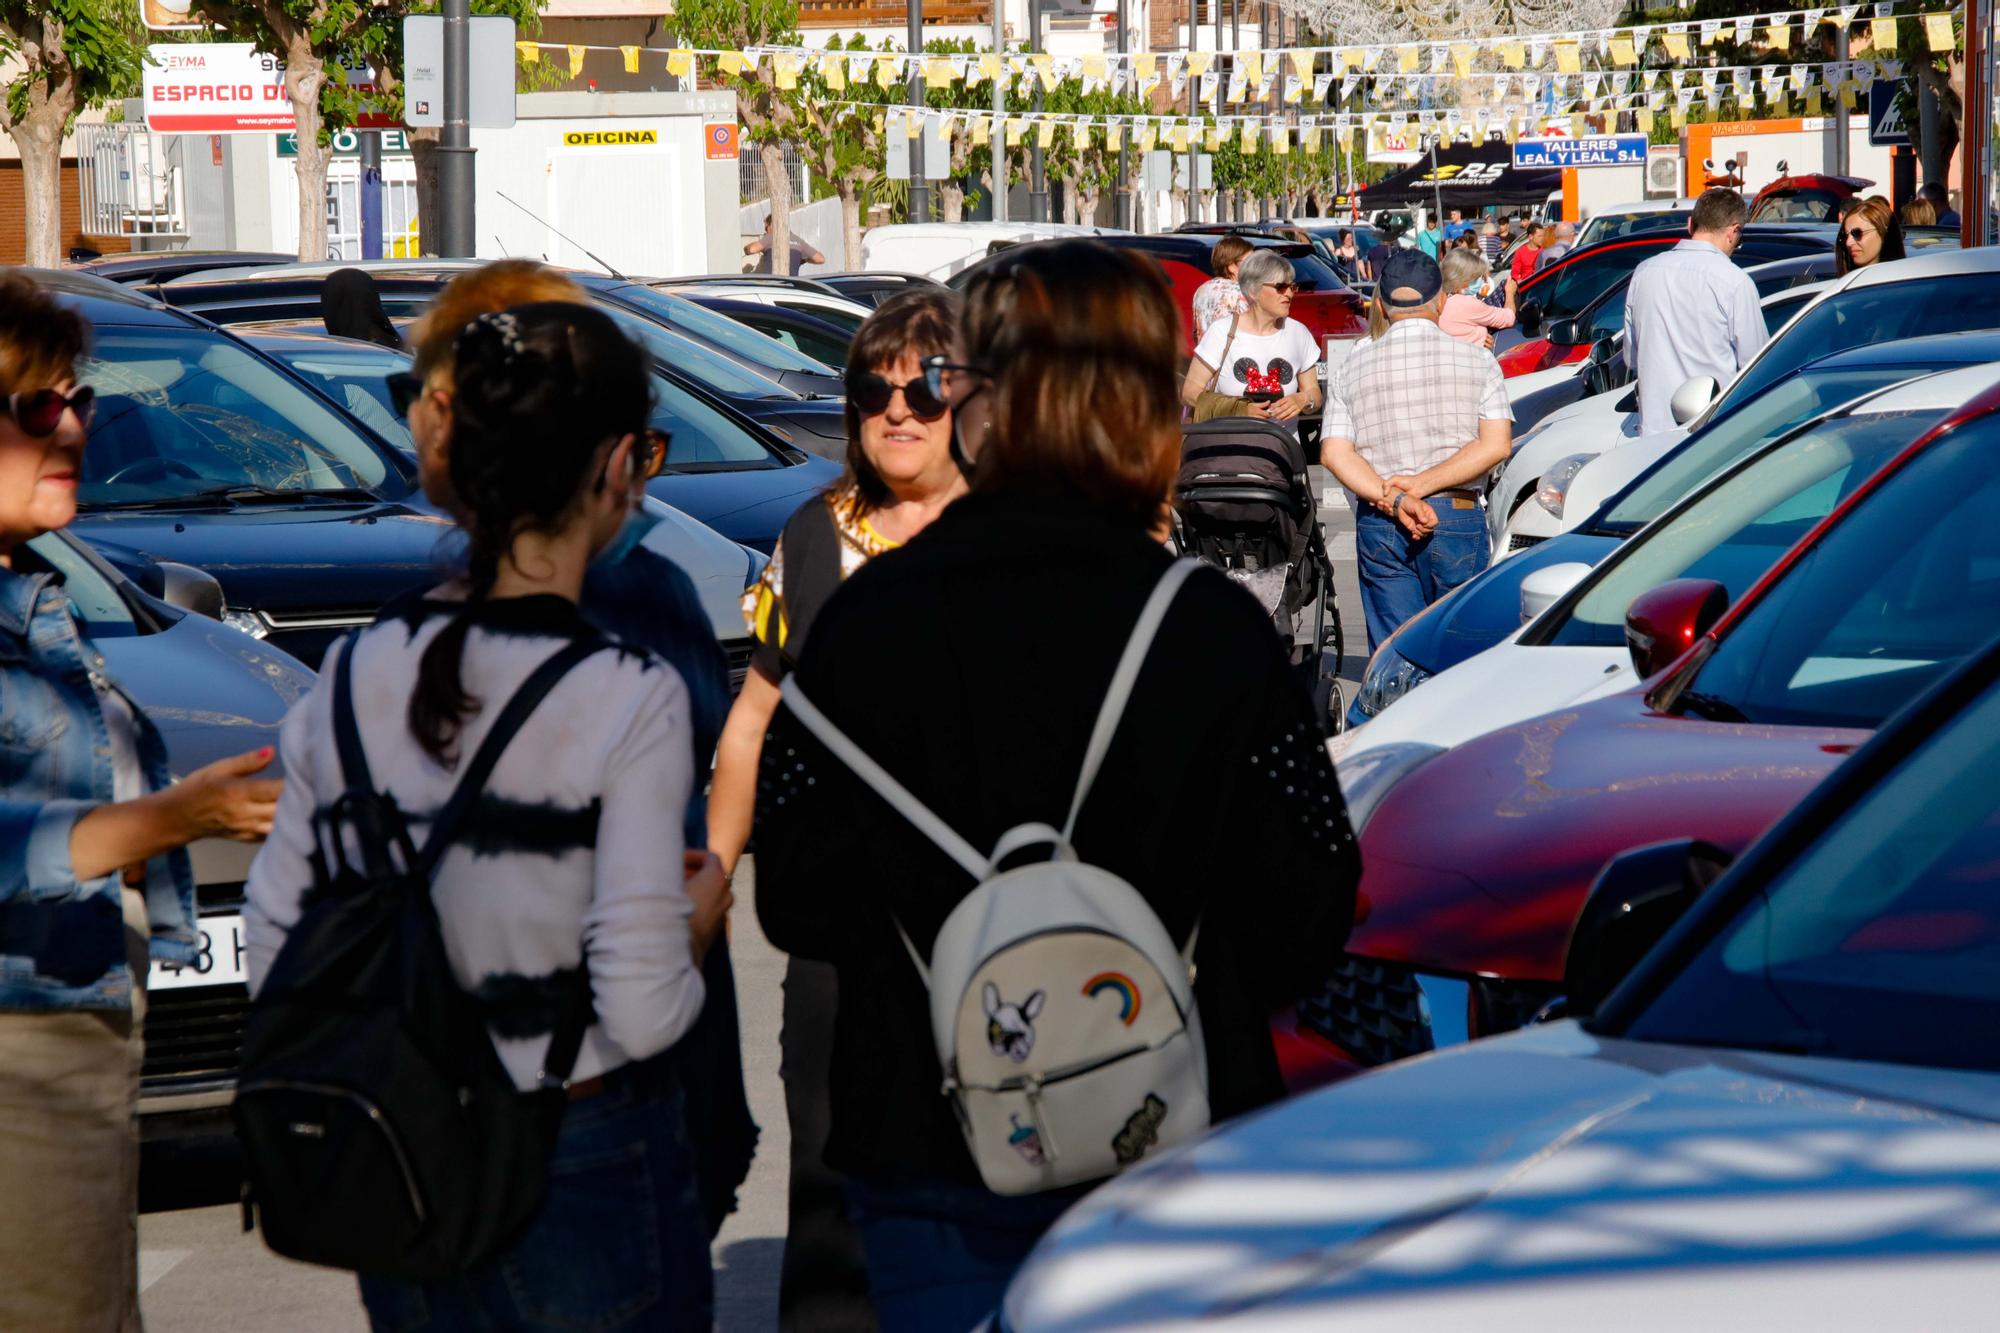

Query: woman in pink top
left=1438, top=248, right=1516, bottom=348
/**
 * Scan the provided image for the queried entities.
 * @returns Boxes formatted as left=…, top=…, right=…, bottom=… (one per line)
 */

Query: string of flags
left=513, top=0, right=1957, bottom=96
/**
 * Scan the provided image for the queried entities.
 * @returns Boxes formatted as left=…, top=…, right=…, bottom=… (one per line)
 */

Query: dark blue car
left=1350, top=329, right=2000, bottom=726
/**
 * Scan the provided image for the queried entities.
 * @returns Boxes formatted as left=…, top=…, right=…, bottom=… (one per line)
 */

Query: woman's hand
left=684, top=849, right=733, bottom=964
left=1267, top=392, right=1310, bottom=422
left=164, top=748, right=283, bottom=842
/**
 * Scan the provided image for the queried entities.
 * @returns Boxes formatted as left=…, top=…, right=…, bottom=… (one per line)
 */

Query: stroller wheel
left=1314, top=671, right=1347, bottom=736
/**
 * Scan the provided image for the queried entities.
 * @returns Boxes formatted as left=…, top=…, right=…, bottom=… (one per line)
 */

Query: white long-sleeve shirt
left=1625, top=239, right=1767, bottom=437
left=245, top=593, right=704, bottom=1090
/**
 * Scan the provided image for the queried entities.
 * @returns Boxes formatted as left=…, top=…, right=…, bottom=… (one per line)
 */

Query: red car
left=1750, top=172, right=1873, bottom=223
left=1309, top=377, right=2000, bottom=1069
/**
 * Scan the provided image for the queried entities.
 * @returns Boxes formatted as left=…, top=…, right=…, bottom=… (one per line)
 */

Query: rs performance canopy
left=1363, top=141, right=1563, bottom=210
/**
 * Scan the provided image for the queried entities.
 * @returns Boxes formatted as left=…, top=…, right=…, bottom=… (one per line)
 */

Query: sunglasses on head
left=5, top=385, right=94, bottom=437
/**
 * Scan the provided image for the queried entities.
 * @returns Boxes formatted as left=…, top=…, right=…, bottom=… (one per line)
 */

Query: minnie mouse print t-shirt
left=1193, top=316, right=1323, bottom=408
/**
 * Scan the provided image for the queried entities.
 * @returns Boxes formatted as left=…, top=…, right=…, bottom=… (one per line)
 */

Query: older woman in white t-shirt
left=1181, top=249, right=1323, bottom=428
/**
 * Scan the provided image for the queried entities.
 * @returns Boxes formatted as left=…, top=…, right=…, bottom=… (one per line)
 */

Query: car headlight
left=220, top=607, right=271, bottom=640
left=1334, top=741, right=1444, bottom=833
left=1354, top=645, right=1431, bottom=720
left=1535, top=453, right=1594, bottom=518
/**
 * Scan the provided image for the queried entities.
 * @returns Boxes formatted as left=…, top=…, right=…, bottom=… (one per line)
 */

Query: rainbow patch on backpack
left=1082, top=972, right=1141, bottom=1026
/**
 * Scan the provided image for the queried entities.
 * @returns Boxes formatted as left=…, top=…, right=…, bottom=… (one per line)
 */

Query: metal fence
left=75, top=123, right=188, bottom=240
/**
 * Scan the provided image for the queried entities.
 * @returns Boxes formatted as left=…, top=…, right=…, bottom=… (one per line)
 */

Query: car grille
left=723, top=637, right=754, bottom=693
left=1508, top=533, right=1547, bottom=552
left=143, top=984, right=250, bottom=1093
left=1296, top=955, right=1436, bottom=1068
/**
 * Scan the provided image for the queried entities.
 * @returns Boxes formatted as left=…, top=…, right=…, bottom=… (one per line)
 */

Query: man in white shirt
left=1624, top=188, right=1766, bottom=437
left=1320, top=249, right=1514, bottom=652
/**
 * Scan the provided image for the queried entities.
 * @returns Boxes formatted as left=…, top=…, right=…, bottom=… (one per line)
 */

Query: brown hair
left=1901, top=195, right=1938, bottom=228
left=0, top=271, right=88, bottom=396
left=958, top=241, right=1181, bottom=528
left=841, top=287, right=962, bottom=508
left=1689, top=187, right=1750, bottom=235
left=411, top=260, right=589, bottom=381
left=1836, top=194, right=1906, bottom=276
left=1211, top=234, right=1256, bottom=277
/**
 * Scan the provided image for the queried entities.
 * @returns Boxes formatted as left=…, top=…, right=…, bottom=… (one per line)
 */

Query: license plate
left=150, top=913, right=248, bottom=991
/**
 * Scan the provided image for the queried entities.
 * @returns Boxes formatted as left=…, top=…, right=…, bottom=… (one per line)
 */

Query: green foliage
left=1, top=0, right=147, bottom=128
left=673, top=0, right=804, bottom=141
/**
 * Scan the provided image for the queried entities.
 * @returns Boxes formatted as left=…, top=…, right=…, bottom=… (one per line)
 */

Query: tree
left=0, top=0, right=143, bottom=268
left=675, top=0, right=808, bottom=274
left=797, top=34, right=888, bottom=268
left=1042, top=77, right=1145, bottom=224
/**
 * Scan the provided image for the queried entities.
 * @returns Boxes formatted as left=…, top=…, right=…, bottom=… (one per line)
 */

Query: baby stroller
left=1172, top=418, right=1346, bottom=733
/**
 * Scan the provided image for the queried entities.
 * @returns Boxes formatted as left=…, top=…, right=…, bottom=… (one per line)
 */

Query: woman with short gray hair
left=1181, top=249, right=1322, bottom=428
left=1438, top=247, right=1516, bottom=348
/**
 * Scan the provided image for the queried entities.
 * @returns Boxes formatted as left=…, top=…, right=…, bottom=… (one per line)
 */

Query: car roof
left=1806, top=328, right=2000, bottom=374
left=26, top=266, right=215, bottom=327
left=165, top=258, right=487, bottom=285
left=237, top=329, right=409, bottom=357
left=1843, top=359, right=2000, bottom=414
left=1842, top=241, right=2000, bottom=288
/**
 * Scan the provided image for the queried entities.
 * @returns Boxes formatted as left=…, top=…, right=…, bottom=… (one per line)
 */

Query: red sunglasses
left=6, top=385, right=95, bottom=437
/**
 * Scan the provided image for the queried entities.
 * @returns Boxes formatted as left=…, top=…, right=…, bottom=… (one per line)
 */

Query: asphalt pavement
left=135, top=486, right=1369, bottom=1332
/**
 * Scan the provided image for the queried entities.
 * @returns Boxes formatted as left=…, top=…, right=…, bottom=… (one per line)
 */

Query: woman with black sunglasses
left=0, top=272, right=282, bottom=1330
left=709, top=284, right=964, bottom=1331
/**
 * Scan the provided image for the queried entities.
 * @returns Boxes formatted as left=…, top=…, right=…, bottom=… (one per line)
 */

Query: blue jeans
left=844, top=1177, right=1087, bottom=1333
left=358, top=1057, right=713, bottom=1333
left=1355, top=500, right=1488, bottom=655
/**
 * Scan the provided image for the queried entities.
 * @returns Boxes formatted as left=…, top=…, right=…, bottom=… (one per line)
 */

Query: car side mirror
left=1624, top=577, right=1729, bottom=679
left=1545, top=317, right=1584, bottom=347
left=1669, top=375, right=1719, bottom=426
left=156, top=561, right=226, bottom=620
left=1520, top=561, right=1594, bottom=625
left=1517, top=300, right=1544, bottom=337
left=1565, top=838, right=1735, bottom=1020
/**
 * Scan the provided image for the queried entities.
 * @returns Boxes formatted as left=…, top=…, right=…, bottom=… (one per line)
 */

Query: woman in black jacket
left=754, top=240, right=1361, bottom=1331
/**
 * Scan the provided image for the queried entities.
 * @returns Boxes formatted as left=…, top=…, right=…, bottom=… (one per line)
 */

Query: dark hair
left=1835, top=194, right=1906, bottom=276
left=1210, top=234, right=1256, bottom=277
left=410, top=302, right=650, bottom=764
left=958, top=240, right=1181, bottom=528
left=840, top=287, right=961, bottom=507
left=1689, top=187, right=1749, bottom=235
left=1918, top=181, right=1950, bottom=207
left=0, top=270, right=88, bottom=396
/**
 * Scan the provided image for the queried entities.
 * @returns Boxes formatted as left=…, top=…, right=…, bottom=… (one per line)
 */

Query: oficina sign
left=1512, top=134, right=1650, bottom=169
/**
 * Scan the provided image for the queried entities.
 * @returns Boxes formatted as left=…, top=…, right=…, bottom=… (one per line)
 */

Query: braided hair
left=409, top=302, right=650, bottom=764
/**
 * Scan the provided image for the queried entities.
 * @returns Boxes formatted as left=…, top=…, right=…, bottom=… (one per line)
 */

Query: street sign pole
left=1029, top=0, right=1047, bottom=222
left=907, top=0, right=929, bottom=224
left=1114, top=0, right=1130, bottom=229
left=360, top=130, right=383, bottom=259
left=1832, top=24, right=1850, bottom=177
left=992, top=0, right=1008, bottom=222
left=438, top=0, right=474, bottom=256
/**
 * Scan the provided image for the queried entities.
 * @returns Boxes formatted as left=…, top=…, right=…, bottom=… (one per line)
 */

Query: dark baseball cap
left=1377, top=249, right=1443, bottom=309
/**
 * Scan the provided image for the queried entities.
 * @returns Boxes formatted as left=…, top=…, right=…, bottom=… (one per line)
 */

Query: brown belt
left=1431, top=487, right=1481, bottom=502
left=565, top=1075, right=607, bottom=1101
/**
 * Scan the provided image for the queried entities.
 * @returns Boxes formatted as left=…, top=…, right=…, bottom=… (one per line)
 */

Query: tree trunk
left=14, top=109, right=68, bottom=270
left=409, top=129, right=442, bottom=257
left=839, top=185, right=864, bottom=270
left=1077, top=185, right=1102, bottom=226
left=939, top=182, right=965, bottom=222
left=762, top=140, right=792, bottom=276
left=285, top=42, right=331, bottom=260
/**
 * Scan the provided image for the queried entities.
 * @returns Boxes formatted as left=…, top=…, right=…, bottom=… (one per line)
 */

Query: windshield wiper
left=190, top=484, right=377, bottom=505
left=1678, top=690, right=1752, bottom=723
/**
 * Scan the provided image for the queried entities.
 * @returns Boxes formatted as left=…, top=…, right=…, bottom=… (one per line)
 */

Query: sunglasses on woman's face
left=386, top=371, right=426, bottom=418
left=846, top=370, right=949, bottom=420
left=918, top=355, right=992, bottom=410
left=5, top=385, right=95, bottom=437
left=1846, top=226, right=1879, bottom=243
left=1267, top=282, right=1299, bottom=296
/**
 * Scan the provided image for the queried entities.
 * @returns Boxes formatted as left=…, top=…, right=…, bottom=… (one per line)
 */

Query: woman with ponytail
left=246, top=303, right=726, bottom=1332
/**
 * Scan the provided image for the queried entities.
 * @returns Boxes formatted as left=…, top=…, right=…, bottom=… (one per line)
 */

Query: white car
left=1000, top=632, right=2000, bottom=1332
left=651, top=279, right=874, bottom=339
left=1488, top=278, right=1835, bottom=561
left=1542, top=242, right=2000, bottom=546
left=859, top=221, right=1130, bottom=282
left=1573, top=196, right=1696, bottom=248
left=1335, top=362, right=2000, bottom=766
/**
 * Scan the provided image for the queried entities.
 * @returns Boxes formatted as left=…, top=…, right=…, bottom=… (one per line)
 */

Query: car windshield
left=1713, top=273, right=2000, bottom=419
left=598, top=304, right=794, bottom=400
left=1596, top=367, right=1950, bottom=535
left=615, top=285, right=835, bottom=376
left=1547, top=411, right=1929, bottom=649
left=1752, top=188, right=1842, bottom=222
left=647, top=375, right=782, bottom=470
left=1530, top=242, right=1664, bottom=321
left=77, top=329, right=398, bottom=506
left=1674, top=411, right=2000, bottom=727
left=1628, top=667, right=2000, bottom=1073
left=261, top=343, right=413, bottom=451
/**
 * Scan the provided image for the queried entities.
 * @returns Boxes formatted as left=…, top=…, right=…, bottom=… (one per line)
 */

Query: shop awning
left=1361, top=141, right=1563, bottom=210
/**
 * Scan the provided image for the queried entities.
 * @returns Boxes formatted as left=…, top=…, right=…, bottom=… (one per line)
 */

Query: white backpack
left=780, top=560, right=1209, bottom=1195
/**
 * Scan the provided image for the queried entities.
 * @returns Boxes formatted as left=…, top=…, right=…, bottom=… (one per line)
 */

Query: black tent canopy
left=1362, top=140, right=1562, bottom=210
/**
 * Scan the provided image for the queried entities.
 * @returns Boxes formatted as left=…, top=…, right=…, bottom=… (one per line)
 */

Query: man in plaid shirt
left=1320, top=249, right=1514, bottom=653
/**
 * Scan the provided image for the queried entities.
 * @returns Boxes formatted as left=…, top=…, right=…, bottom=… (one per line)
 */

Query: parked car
left=1330, top=374, right=2000, bottom=1074
left=997, top=627, right=2000, bottom=1331
left=235, top=328, right=833, bottom=559
left=39, top=270, right=764, bottom=674
left=149, top=271, right=853, bottom=460
left=1573, top=197, right=1696, bottom=247
left=817, top=270, right=944, bottom=309
left=859, top=221, right=1130, bottom=281
left=646, top=277, right=873, bottom=341
left=683, top=295, right=855, bottom=370
left=1360, top=329, right=2000, bottom=731
left=1749, top=170, right=1873, bottom=222
left=1495, top=225, right=1840, bottom=376
left=1338, top=361, right=1998, bottom=757
left=951, top=232, right=1368, bottom=354
left=76, top=249, right=295, bottom=286
left=8, top=523, right=314, bottom=1136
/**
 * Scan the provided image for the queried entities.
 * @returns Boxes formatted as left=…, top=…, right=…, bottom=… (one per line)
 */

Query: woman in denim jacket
left=0, top=272, right=283, bottom=1332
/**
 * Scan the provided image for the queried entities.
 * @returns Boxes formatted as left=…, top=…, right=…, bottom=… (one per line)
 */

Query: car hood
left=1389, top=531, right=1620, bottom=676
left=636, top=499, right=757, bottom=639
left=71, top=499, right=452, bottom=615
left=1342, top=640, right=1633, bottom=762
left=1561, top=429, right=1691, bottom=530
left=1003, top=1023, right=2000, bottom=1332
left=1351, top=694, right=1861, bottom=981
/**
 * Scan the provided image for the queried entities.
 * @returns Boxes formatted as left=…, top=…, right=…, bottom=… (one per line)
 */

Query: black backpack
left=234, top=634, right=603, bottom=1280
